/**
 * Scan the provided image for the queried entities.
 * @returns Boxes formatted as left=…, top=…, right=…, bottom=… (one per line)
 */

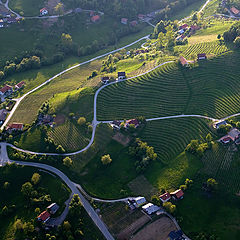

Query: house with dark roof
left=0, top=85, right=13, bottom=96
left=117, top=72, right=126, bottom=80
left=159, top=192, right=171, bottom=203
left=101, top=76, right=110, bottom=84
left=47, top=203, right=59, bottom=215
left=170, top=189, right=184, bottom=200
left=168, top=230, right=185, bottom=240
left=40, top=8, right=48, bottom=16
left=37, top=211, right=51, bottom=223
left=214, top=120, right=227, bottom=129
left=110, top=120, right=121, bottom=130
left=197, top=53, right=207, bottom=60
left=130, top=20, right=138, bottom=27
left=125, top=119, right=140, bottom=128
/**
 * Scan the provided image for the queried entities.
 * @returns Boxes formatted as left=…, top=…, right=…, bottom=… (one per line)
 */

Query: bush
left=63, top=157, right=73, bottom=167
left=77, top=117, right=86, bottom=126
left=101, top=154, right=112, bottom=165
left=163, top=202, right=176, bottom=214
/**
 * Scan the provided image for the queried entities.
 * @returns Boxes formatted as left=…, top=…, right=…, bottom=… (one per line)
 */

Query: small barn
left=197, top=53, right=207, bottom=60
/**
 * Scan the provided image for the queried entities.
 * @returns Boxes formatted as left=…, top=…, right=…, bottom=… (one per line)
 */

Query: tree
left=77, top=117, right=86, bottom=126
left=14, top=219, right=23, bottom=231
left=21, top=182, right=33, bottom=197
left=206, top=178, right=218, bottom=191
left=163, top=202, right=176, bottom=214
left=55, top=3, right=64, bottom=15
left=63, top=221, right=71, bottom=231
left=3, top=181, right=10, bottom=189
left=234, top=36, right=240, bottom=48
left=217, top=34, right=221, bottom=40
left=63, top=157, right=73, bottom=167
left=1, top=206, right=9, bottom=216
left=101, top=154, right=112, bottom=165
left=35, top=208, right=40, bottom=215
left=0, top=71, right=4, bottom=80
left=206, top=133, right=212, bottom=143
left=69, top=194, right=82, bottom=216
left=56, top=145, right=65, bottom=153
left=31, top=173, right=41, bottom=185
left=23, top=222, right=34, bottom=235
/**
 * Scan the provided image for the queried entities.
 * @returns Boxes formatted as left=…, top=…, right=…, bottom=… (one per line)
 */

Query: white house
left=142, top=203, right=160, bottom=215
left=40, top=8, right=48, bottom=16
left=134, top=196, right=146, bottom=208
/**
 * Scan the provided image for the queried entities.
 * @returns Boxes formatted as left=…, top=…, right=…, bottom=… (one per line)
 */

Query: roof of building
left=101, top=76, right=110, bottom=81
left=168, top=230, right=183, bottom=240
left=126, top=119, right=139, bottom=127
left=7, top=122, right=23, bottom=130
left=130, top=20, right=138, bottom=26
left=215, top=120, right=227, bottom=128
left=135, top=196, right=146, bottom=205
left=198, top=53, right=206, bottom=57
left=47, top=203, right=59, bottom=213
left=191, top=25, right=200, bottom=30
left=40, top=8, right=48, bottom=12
left=38, top=211, right=50, bottom=221
left=118, top=72, right=126, bottom=76
left=112, top=120, right=121, bottom=126
left=159, top=192, right=171, bottom=201
left=171, top=189, right=184, bottom=199
left=228, top=128, right=240, bottom=140
left=15, top=81, right=25, bottom=88
left=121, top=18, right=128, bottom=22
left=231, top=7, right=240, bottom=15
left=180, top=24, right=188, bottom=29
left=91, top=15, right=100, bottom=22
left=142, top=203, right=160, bottom=214
left=0, top=85, right=12, bottom=94
left=179, top=56, right=188, bottom=66
left=222, top=137, right=231, bottom=143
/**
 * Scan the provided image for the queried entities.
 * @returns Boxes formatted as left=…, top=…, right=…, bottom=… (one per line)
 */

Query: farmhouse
left=179, top=24, right=188, bottom=30
left=138, top=14, right=145, bottom=20
left=7, top=122, right=24, bottom=131
left=125, top=119, right=140, bottom=128
left=117, top=72, right=126, bottom=80
left=121, top=18, right=128, bottom=25
left=170, top=189, right=184, bottom=200
left=168, top=230, right=184, bottom=240
left=101, top=76, right=110, bottom=84
left=197, top=53, right=207, bottom=60
left=47, top=203, right=59, bottom=215
left=40, top=8, right=48, bottom=16
left=230, top=7, right=240, bottom=16
left=159, top=192, right=171, bottom=203
left=0, top=85, right=13, bottom=96
left=214, top=120, right=227, bottom=129
left=134, top=196, right=146, bottom=208
left=130, top=20, right=138, bottom=27
left=220, top=128, right=240, bottom=144
left=15, top=81, right=25, bottom=90
left=37, top=211, right=51, bottom=223
left=179, top=56, right=189, bottom=67
left=142, top=203, right=160, bottom=215
left=91, top=15, right=100, bottom=23
left=110, top=120, right=121, bottom=130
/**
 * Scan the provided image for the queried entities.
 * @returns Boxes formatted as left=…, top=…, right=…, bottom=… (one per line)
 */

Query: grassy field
left=177, top=180, right=240, bottom=240
left=0, top=164, right=70, bottom=240
left=201, top=0, right=221, bottom=17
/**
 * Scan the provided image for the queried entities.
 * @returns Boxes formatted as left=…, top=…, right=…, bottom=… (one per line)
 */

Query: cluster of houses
left=37, top=203, right=59, bottom=224
left=121, top=18, right=138, bottom=27
left=179, top=53, right=207, bottom=67
left=101, top=72, right=126, bottom=85
left=0, top=14, right=20, bottom=28
left=110, top=118, right=140, bottom=130
left=176, top=24, right=200, bottom=42
left=127, top=189, right=184, bottom=215
left=0, top=81, right=25, bottom=100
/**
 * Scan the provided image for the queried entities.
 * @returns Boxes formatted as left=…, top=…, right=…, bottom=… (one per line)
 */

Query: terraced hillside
left=97, top=46, right=240, bottom=121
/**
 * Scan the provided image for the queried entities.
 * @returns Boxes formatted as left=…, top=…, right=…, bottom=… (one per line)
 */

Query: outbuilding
left=134, top=196, right=146, bottom=208
left=37, top=211, right=51, bottom=223
left=47, top=203, right=59, bottom=215
left=142, top=203, right=160, bottom=215
left=117, top=72, right=126, bottom=80
left=159, top=192, right=171, bottom=203
left=170, top=189, right=184, bottom=200
left=197, top=53, right=207, bottom=60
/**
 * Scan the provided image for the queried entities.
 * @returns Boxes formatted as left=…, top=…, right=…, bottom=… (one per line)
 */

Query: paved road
left=0, top=143, right=114, bottom=240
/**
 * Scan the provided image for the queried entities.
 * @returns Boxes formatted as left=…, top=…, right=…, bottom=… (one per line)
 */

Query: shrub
left=101, top=154, right=112, bottom=165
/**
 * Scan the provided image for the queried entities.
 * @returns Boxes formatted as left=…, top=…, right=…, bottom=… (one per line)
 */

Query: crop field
left=97, top=46, right=240, bottom=121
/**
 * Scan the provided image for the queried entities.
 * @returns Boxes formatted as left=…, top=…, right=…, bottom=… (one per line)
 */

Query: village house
left=142, top=203, right=160, bottom=215
left=138, top=14, right=145, bottom=20
left=47, top=203, right=59, bottom=215
left=130, top=20, right=138, bottom=27
left=15, top=81, right=25, bottom=90
left=7, top=122, right=24, bottom=131
left=110, top=120, right=121, bottom=130
left=179, top=56, right=189, bottom=67
left=7, top=17, right=17, bottom=24
left=121, top=18, right=128, bottom=25
left=219, top=128, right=240, bottom=144
left=40, top=8, right=48, bottom=16
left=37, top=211, right=51, bottom=223
left=117, top=72, right=126, bottom=80
left=170, top=189, right=184, bottom=200
left=91, top=15, right=100, bottom=23
left=125, top=119, right=140, bottom=128
left=159, top=192, right=171, bottom=203
left=0, top=85, right=13, bottom=96
left=230, top=7, right=240, bottom=16
left=214, top=120, right=227, bottom=129
left=197, top=53, right=207, bottom=60
left=133, top=196, right=146, bottom=208
left=179, top=24, right=188, bottom=30
left=101, top=76, right=110, bottom=84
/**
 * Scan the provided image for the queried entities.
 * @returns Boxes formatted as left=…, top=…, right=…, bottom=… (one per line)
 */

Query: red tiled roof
left=91, top=15, right=100, bottom=22
left=171, top=189, right=184, bottom=199
left=179, top=56, right=188, bottom=66
left=8, top=123, right=23, bottom=130
left=121, top=18, right=128, bottom=23
left=231, top=7, right=240, bottom=15
left=40, top=8, right=47, bottom=12
left=159, top=192, right=171, bottom=201
left=15, top=81, right=25, bottom=88
left=0, top=85, right=12, bottom=94
left=38, top=211, right=50, bottom=221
